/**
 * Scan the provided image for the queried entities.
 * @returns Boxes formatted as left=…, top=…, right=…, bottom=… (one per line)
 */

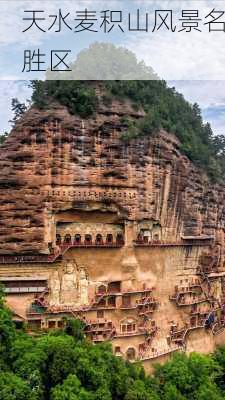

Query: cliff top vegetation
left=30, top=75, right=225, bottom=182
left=2, top=43, right=225, bottom=182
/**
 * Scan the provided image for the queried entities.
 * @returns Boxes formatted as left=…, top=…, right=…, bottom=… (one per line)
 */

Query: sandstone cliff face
left=2, top=92, right=225, bottom=365
left=0, top=94, right=224, bottom=260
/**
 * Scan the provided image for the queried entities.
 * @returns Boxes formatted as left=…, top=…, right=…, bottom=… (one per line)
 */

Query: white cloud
left=0, top=0, right=119, bottom=46
left=169, top=81, right=225, bottom=109
left=125, top=0, right=225, bottom=80
left=170, top=80, right=225, bottom=134
left=1, top=0, right=225, bottom=80
left=1, top=0, right=225, bottom=132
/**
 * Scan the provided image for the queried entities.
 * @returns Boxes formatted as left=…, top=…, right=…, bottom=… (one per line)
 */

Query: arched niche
left=56, top=234, right=61, bottom=245
left=84, top=234, right=92, bottom=245
left=126, top=347, right=136, bottom=361
left=74, top=234, right=81, bottom=245
left=64, top=234, right=72, bottom=244
left=95, top=234, right=103, bottom=245
left=120, top=317, right=137, bottom=334
left=106, top=233, right=113, bottom=244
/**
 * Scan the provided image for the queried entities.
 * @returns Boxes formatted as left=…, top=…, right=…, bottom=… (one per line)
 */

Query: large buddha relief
left=49, top=262, right=89, bottom=307
left=49, top=270, right=61, bottom=306
left=79, top=266, right=89, bottom=305
left=60, top=262, right=79, bottom=305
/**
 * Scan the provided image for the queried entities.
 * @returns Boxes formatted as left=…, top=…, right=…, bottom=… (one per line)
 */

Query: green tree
left=194, top=382, right=224, bottom=400
left=214, top=346, right=225, bottom=391
left=63, top=318, right=86, bottom=341
left=0, top=372, right=34, bottom=400
left=213, top=135, right=225, bottom=156
left=124, top=380, right=160, bottom=400
left=51, top=374, right=93, bottom=400
left=0, top=131, right=8, bottom=144
left=154, top=352, right=223, bottom=400
left=30, top=81, right=48, bottom=109
left=10, top=98, right=27, bottom=126
left=0, top=286, right=16, bottom=368
left=162, top=383, right=186, bottom=400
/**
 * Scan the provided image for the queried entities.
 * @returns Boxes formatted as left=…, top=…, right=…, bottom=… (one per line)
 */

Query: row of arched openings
left=56, top=233, right=124, bottom=246
left=136, top=232, right=160, bottom=243
left=115, top=346, right=136, bottom=361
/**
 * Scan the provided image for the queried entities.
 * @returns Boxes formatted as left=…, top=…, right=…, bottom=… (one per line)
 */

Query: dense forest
left=1, top=287, right=225, bottom=400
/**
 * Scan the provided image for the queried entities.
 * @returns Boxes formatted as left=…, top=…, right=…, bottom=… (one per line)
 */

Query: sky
left=171, top=81, right=225, bottom=136
left=1, top=0, right=225, bottom=80
left=1, top=0, right=225, bottom=135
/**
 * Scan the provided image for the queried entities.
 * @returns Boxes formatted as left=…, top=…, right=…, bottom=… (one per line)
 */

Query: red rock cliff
left=0, top=96, right=224, bottom=261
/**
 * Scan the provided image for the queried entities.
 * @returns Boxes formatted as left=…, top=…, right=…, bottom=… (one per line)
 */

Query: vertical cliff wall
left=0, top=98, right=224, bottom=256
left=1, top=95, right=225, bottom=366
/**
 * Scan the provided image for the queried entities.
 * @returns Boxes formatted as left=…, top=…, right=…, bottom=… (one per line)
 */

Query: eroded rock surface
left=1, top=94, right=225, bottom=367
left=0, top=97, right=224, bottom=256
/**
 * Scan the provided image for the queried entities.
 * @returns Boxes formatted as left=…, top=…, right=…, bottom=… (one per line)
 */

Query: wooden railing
left=0, top=240, right=124, bottom=264
left=134, top=239, right=213, bottom=247
left=138, top=344, right=183, bottom=361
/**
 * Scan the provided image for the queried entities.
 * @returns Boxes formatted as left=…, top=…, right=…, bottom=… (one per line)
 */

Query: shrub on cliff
left=0, top=131, right=8, bottom=144
left=31, top=80, right=97, bottom=118
left=29, top=43, right=225, bottom=182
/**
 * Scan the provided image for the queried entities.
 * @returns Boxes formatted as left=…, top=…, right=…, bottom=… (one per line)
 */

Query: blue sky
left=1, top=0, right=225, bottom=135
left=172, top=81, right=225, bottom=136
left=1, top=0, right=225, bottom=80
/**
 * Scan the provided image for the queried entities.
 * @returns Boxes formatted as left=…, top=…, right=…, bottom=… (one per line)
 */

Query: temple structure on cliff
left=0, top=92, right=225, bottom=369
